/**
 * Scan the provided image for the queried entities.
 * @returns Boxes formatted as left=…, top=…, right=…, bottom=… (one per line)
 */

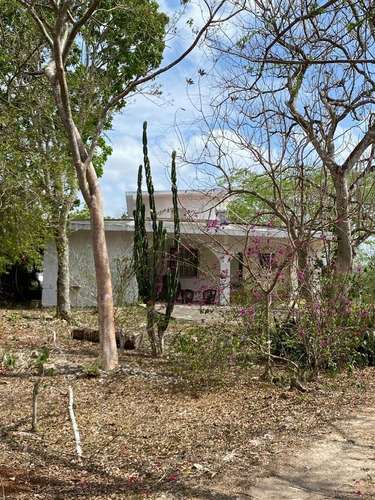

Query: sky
left=98, top=0, right=219, bottom=218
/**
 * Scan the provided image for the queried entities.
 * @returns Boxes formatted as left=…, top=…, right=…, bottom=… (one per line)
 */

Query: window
left=170, top=247, right=199, bottom=277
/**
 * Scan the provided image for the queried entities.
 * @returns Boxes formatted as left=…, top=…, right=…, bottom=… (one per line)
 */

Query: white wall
left=42, top=229, right=138, bottom=308
left=41, top=239, right=58, bottom=307
left=126, top=191, right=226, bottom=221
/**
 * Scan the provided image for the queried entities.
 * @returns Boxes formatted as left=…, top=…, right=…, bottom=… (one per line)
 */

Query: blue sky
left=99, top=0, right=216, bottom=217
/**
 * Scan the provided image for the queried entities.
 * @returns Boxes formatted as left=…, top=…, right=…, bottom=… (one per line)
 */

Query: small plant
left=8, top=311, right=21, bottom=323
left=37, top=346, right=50, bottom=365
left=82, top=360, right=102, bottom=377
left=43, top=363, right=55, bottom=376
left=29, top=347, right=51, bottom=373
left=1, top=349, right=18, bottom=368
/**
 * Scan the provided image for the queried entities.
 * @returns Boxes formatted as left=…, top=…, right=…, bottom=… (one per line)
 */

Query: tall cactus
left=133, top=122, right=180, bottom=356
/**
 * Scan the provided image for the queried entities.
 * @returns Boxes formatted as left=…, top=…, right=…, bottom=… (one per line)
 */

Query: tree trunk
left=54, top=214, right=71, bottom=320
left=88, top=166, right=118, bottom=370
left=147, top=308, right=161, bottom=357
left=44, top=63, right=118, bottom=371
left=331, top=171, right=353, bottom=297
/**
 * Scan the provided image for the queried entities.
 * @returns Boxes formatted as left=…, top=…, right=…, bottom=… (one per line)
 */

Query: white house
left=42, top=191, right=325, bottom=308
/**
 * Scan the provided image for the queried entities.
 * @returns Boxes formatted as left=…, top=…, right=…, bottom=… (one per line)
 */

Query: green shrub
left=169, top=324, right=253, bottom=375
left=270, top=298, right=375, bottom=374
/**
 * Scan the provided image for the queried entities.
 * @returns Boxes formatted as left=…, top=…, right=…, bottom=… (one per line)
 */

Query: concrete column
left=217, top=253, right=231, bottom=305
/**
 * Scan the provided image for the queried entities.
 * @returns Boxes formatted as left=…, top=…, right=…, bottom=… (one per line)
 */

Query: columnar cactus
left=133, top=122, right=180, bottom=356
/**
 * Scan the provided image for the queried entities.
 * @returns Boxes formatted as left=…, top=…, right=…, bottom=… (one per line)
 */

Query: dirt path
left=235, top=406, right=375, bottom=500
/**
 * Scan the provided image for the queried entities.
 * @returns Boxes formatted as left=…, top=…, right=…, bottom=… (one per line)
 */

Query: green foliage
left=229, top=259, right=375, bottom=376
left=29, top=347, right=51, bottom=374
left=1, top=349, right=18, bottom=368
left=268, top=294, right=375, bottom=374
left=37, top=347, right=50, bottom=365
left=352, top=244, right=375, bottom=303
left=80, top=0, right=168, bottom=99
left=69, top=204, right=91, bottom=220
left=0, top=123, right=47, bottom=271
left=169, top=324, right=253, bottom=376
left=0, top=0, right=169, bottom=279
left=225, top=164, right=330, bottom=226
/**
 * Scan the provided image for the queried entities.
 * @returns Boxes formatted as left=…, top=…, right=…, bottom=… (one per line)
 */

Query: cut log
left=71, top=327, right=143, bottom=350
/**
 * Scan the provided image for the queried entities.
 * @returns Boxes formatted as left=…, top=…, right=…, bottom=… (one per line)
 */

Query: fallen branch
left=71, top=327, right=142, bottom=349
left=68, top=385, right=82, bottom=461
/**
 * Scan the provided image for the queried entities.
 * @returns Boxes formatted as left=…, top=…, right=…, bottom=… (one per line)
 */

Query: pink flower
left=297, top=269, right=305, bottom=281
left=169, top=474, right=178, bottom=481
left=356, top=490, right=363, bottom=496
left=81, top=482, right=88, bottom=488
left=130, top=477, right=137, bottom=483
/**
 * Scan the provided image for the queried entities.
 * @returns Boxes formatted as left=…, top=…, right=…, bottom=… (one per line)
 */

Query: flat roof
left=69, top=219, right=329, bottom=241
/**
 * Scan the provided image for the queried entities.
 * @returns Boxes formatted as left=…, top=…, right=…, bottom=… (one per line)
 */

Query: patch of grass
left=82, top=360, right=102, bottom=377
left=1, top=349, right=18, bottom=368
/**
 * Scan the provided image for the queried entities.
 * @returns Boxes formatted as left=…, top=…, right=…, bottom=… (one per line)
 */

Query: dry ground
left=0, top=306, right=375, bottom=499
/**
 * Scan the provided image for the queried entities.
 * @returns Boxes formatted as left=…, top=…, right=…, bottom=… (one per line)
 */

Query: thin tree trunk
left=261, top=293, right=273, bottom=381
left=147, top=308, right=159, bottom=357
left=55, top=215, right=71, bottom=320
left=88, top=168, right=118, bottom=370
left=296, top=245, right=314, bottom=302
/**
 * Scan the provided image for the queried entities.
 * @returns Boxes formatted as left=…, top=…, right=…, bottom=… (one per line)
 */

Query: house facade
left=42, top=191, right=324, bottom=308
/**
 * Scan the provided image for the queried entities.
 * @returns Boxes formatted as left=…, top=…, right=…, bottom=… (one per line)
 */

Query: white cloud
left=99, top=0, right=242, bottom=217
